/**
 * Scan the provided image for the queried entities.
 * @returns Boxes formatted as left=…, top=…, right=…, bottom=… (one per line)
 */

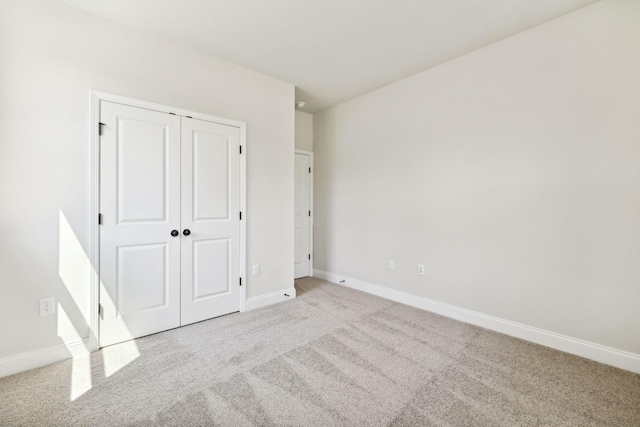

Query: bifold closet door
left=99, top=101, right=182, bottom=348
left=180, top=118, right=241, bottom=326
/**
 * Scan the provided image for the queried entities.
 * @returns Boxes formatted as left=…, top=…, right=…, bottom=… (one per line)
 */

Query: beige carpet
left=1, top=277, right=639, bottom=426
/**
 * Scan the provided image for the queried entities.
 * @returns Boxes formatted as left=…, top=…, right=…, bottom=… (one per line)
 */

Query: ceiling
left=58, top=0, right=598, bottom=113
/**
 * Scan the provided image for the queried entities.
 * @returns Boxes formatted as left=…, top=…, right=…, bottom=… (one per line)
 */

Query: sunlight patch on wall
left=58, top=210, right=91, bottom=338
left=56, top=302, right=85, bottom=345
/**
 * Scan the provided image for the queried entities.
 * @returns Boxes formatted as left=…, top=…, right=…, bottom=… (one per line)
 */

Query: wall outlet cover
left=40, top=297, right=55, bottom=316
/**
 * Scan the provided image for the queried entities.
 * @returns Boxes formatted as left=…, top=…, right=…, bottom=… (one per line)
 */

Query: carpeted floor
left=1, top=277, right=639, bottom=426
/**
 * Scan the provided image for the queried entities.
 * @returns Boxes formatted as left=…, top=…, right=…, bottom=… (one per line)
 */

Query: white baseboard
left=0, top=339, right=90, bottom=379
left=314, top=269, right=640, bottom=374
left=245, top=287, right=296, bottom=311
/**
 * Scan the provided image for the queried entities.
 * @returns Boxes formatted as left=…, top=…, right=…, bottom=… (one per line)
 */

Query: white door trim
left=90, top=91, right=247, bottom=351
left=294, top=149, right=314, bottom=276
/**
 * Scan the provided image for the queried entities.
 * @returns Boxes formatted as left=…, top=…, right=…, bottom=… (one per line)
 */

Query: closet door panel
left=192, top=238, right=230, bottom=300
left=181, top=118, right=241, bottom=326
left=192, top=132, right=230, bottom=221
left=99, top=101, right=181, bottom=348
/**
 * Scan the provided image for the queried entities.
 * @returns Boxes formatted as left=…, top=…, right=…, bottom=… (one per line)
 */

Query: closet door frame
left=89, top=91, right=247, bottom=352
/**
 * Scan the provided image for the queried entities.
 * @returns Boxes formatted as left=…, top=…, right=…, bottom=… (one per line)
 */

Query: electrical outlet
left=417, top=264, right=425, bottom=276
left=388, top=259, right=395, bottom=270
left=40, top=297, right=55, bottom=316
left=252, top=264, right=260, bottom=276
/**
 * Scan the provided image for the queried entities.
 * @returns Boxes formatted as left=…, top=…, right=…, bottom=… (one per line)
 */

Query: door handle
left=183, top=229, right=191, bottom=236
left=171, top=230, right=179, bottom=237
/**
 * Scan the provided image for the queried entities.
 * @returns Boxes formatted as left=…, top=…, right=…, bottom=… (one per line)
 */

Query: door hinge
left=308, top=254, right=311, bottom=260
left=309, top=167, right=311, bottom=173
left=239, top=211, right=242, bottom=220
left=98, top=303, right=103, bottom=318
left=98, top=213, right=102, bottom=225
left=308, top=210, right=311, bottom=217
left=169, top=112, right=176, bottom=115
left=239, top=145, right=242, bottom=154
left=98, top=123, right=105, bottom=135
left=186, top=115, right=193, bottom=119
left=239, top=277, right=242, bottom=287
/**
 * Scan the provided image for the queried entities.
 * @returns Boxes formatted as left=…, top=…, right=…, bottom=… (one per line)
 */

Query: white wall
left=295, top=111, right=314, bottom=151
left=314, top=0, right=640, bottom=356
left=0, top=0, right=294, bottom=361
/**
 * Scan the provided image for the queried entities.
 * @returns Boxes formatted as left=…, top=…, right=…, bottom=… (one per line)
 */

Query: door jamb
left=294, top=149, right=314, bottom=277
left=90, top=91, right=248, bottom=350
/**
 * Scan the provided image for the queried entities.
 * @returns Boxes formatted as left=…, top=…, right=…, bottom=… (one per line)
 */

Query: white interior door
left=180, top=118, right=241, bottom=325
left=100, top=100, right=243, bottom=347
left=99, top=101, right=181, bottom=347
left=294, top=153, right=311, bottom=278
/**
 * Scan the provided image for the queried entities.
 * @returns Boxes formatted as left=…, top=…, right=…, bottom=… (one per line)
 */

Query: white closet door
left=294, top=153, right=311, bottom=278
left=180, top=118, right=241, bottom=326
left=99, top=101, right=181, bottom=347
